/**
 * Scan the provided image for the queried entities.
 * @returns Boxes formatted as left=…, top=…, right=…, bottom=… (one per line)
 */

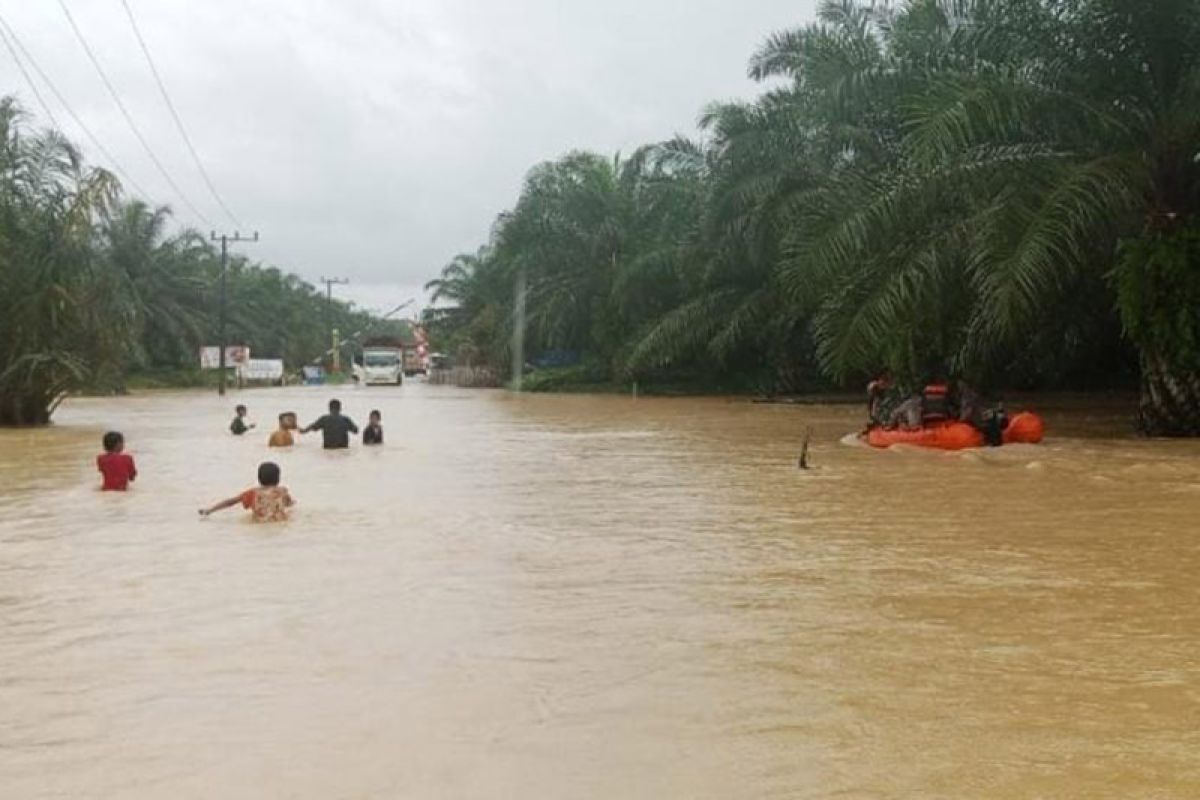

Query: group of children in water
left=97, top=398, right=385, bottom=524
left=228, top=399, right=383, bottom=449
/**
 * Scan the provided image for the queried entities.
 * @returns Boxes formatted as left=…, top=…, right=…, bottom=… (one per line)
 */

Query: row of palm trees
left=425, top=0, right=1200, bottom=434
left=0, top=98, right=375, bottom=425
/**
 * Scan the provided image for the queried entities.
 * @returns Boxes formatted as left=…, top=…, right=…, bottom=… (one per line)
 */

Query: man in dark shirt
left=302, top=399, right=359, bottom=449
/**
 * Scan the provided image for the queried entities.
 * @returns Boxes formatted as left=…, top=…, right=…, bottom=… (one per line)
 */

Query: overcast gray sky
left=2, top=0, right=817, bottom=313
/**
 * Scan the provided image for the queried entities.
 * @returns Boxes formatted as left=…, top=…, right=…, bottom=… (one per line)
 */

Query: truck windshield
left=364, top=352, right=399, bottom=367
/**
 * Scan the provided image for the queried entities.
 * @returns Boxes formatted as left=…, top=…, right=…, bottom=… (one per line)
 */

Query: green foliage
left=1115, top=228, right=1200, bottom=367
left=428, top=0, right=1199, bottom=431
left=0, top=98, right=125, bottom=424
left=1115, top=227, right=1200, bottom=434
left=0, top=97, right=385, bottom=424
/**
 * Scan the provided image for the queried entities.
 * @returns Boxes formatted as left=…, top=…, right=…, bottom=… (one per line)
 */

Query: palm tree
left=101, top=201, right=210, bottom=372
left=420, top=0, right=1197, bottom=421
left=424, top=248, right=511, bottom=368
left=0, top=98, right=128, bottom=424
left=625, top=92, right=831, bottom=390
left=1, top=96, right=413, bottom=419
left=494, top=152, right=630, bottom=363
left=769, top=0, right=1199, bottom=431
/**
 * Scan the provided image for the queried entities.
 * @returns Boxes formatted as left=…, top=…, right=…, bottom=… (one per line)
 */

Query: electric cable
left=57, top=0, right=211, bottom=224
left=0, top=22, right=61, bottom=129
left=119, top=0, right=243, bottom=228
left=0, top=10, right=151, bottom=200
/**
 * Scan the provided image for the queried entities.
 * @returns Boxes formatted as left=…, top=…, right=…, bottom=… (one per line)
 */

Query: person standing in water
left=362, top=410, right=383, bottom=445
left=269, top=412, right=298, bottom=448
left=199, top=461, right=294, bottom=523
left=97, top=431, right=137, bottom=491
left=229, top=405, right=255, bottom=436
left=302, top=399, right=358, bottom=449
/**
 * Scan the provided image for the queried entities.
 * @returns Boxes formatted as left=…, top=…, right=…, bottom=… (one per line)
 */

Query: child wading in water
left=269, top=412, right=298, bottom=447
left=97, top=431, right=137, bottom=491
left=230, top=405, right=255, bottom=436
left=199, top=462, right=294, bottom=523
left=363, top=409, right=383, bottom=445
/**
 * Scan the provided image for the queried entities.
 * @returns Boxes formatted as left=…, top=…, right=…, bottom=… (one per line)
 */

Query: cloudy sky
left=2, top=0, right=817, bottom=313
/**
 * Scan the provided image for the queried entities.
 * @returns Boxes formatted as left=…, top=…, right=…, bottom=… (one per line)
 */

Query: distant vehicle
left=361, top=346, right=403, bottom=385
left=403, top=347, right=426, bottom=377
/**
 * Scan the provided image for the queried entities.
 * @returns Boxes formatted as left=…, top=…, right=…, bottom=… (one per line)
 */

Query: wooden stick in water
left=799, top=426, right=813, bottom=470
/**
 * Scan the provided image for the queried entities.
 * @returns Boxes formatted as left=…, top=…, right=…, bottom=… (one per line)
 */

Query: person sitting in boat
left=956, top=380, right=981, bottom=426
left=920, top=374, right=952, bottom=425
left=886, top=394, right=923, bottom=430
left=977, top=403, right=1009, bottom=446
left=956, top=380, right=1010, bottom=446
left=866, top=369, right=896, bottom=428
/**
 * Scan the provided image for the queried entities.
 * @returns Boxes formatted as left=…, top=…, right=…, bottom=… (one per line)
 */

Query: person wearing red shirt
left=97, top=431, right=137, bottom=491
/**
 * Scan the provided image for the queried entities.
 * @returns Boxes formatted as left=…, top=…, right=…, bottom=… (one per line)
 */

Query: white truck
left=360, top=345, right=403, bottom=385
left=402, top=347, right=427, bottom=377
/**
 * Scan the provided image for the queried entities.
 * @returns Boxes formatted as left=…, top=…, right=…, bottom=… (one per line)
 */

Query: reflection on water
left=1, top=385, right=1199, bottom=798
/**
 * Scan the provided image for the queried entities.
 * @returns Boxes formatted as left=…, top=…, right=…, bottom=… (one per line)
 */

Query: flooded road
left=1, top=384, right=1199, bottom=798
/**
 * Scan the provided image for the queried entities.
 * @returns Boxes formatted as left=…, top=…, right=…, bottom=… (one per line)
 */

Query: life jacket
left=921, top=383, right=950, bottom=423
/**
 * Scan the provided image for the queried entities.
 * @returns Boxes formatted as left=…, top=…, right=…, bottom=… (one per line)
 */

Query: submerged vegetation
left=426, top=0, right=1200, bottom=434
left=0, top=98, right=375, bottom=425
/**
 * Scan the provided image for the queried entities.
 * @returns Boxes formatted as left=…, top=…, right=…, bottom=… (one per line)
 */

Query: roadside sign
left=199, top=346, right=250, bottom=369
left=237, top=359, right=284, bottom=382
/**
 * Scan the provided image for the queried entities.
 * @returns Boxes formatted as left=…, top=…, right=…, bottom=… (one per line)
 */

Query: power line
left=0, top=11, right=151, bottom=201
left=119, top=0, right=243, bottom=228
left=56, top=0, right=211, bottom=226
left=0, top=22, right=61, bottom=130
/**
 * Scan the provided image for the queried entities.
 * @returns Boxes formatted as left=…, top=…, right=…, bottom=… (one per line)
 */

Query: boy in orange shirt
left=269, top=412, right=298, bottom=447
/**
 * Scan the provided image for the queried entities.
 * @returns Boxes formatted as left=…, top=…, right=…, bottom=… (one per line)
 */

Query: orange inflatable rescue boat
left=863, top=412, right=1046, bottom=450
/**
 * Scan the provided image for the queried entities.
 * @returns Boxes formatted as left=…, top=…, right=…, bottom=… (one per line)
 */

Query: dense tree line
left=426, top=0, right=1200, bottom=434
left=0, top=98, right=375, bottom=425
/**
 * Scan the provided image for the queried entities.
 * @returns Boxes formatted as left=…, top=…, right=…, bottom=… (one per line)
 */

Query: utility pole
left=320, top=276, right=349, bottom=372
left=211, top=231, right=259, bottom=396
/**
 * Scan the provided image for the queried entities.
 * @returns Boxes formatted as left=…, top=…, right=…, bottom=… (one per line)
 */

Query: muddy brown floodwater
left=1, top=385, right=1199, bottom=798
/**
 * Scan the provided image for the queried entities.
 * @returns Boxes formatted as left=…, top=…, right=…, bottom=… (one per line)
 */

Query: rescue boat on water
left=863, top=412, right=1046, bottom=450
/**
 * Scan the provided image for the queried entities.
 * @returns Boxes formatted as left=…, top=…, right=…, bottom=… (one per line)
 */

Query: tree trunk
left=0, top=388, right=55, bottom=427
left=1138, top=354, right=1200, bottom=436
left=1115, top=227, right=1200, bottom=437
